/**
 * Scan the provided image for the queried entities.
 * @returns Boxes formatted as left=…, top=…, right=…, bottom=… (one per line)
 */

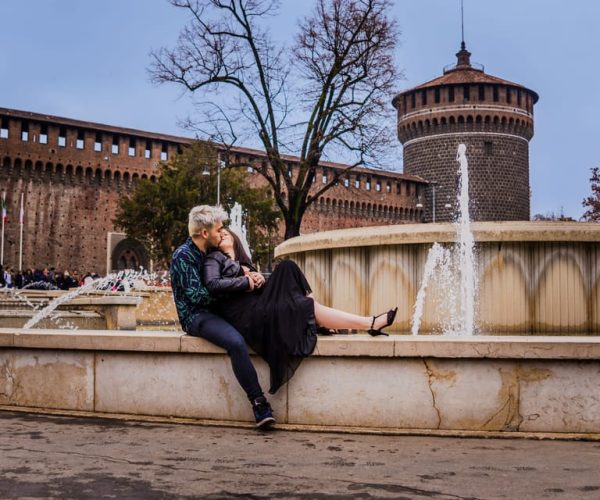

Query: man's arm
left=171, top=254, right=212, bottom=307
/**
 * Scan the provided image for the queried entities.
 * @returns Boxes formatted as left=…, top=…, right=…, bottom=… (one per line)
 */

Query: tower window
left=21, top=121, right=29, bottom=142
left=0, top=117, right=8, bottom=139
left=366, top=178, right=371, bottom=191
left=517, top=89, right=522, bottom=106
left=421, top=90, right=427, bottom=105
left=386, top=182, right=391, bottom=193
left=403, top=95, right=407, bottom=110
left=39, top=123, right=48, bottom=144
left=355, top=176, right=361, bottom=189
left=411, top=93, right=416, bottom=108
left=112, top=135, right=120, bottom=154
left=478, top=84, right=485, bottom=101
left=448, top=87, right=455, bottom=102
left=94, top=132, right=102, bottom=152
left=160, top=142, right=168, bottom=161
left=58, top=126, right=67, bottom=147
left=145, top=140, right=152, bottom=159
left=376, top=180, right=381, bottom=192
left=76, top=129, right=85, bottom=149
left=434, top=88, right=440, bottom=103
left=484, top=141, right=493, bottom=156
left=463, top=85, right=470, bottom=101
left=343, top=177, right=349, bottom=188
left=493, top=87, right=499, bottom=102
left=128, top=137, right=136, bottom=157
left=322, top=169, right=328, bottom=184
left=506, top=88, right=512, bottom=104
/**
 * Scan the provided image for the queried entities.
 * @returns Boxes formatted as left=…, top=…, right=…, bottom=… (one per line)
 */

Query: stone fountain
left=275, top=142, right=600, bottom=337
left=1, top=146, right=600, bottom=437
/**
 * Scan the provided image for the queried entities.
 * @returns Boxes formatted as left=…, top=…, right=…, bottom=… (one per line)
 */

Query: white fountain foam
left=411, top=243, right=448, bottom=335
left=21, top=269, right=159, bottom=329
left=456, top=144, right=476, bottom=336
left=229, top=202, right=252, bottom=257
left=410, top=144, right=478, bottom=336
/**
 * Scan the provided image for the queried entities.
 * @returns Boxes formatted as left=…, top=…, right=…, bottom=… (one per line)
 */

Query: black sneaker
left=252, top=396, right=276, bottom=429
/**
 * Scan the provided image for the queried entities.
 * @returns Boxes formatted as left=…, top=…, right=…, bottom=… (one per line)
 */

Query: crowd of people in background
left=0, top=265, right=101, bottom=290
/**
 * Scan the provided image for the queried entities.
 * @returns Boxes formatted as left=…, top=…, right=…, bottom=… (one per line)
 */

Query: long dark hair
left=224, top=228, right=255, bottom=271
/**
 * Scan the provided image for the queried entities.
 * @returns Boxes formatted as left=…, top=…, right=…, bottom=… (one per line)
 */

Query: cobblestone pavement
left=1, top=411, right=600, bottom=499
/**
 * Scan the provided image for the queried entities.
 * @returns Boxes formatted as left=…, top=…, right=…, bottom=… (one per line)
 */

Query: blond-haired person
left=170, top=205, right=274, bottom=428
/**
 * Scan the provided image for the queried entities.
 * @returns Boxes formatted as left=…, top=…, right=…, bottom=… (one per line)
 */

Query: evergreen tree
left=114, top=142, right=279, bottom=269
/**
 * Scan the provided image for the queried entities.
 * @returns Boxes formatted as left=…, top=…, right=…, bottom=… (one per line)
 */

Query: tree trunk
left=284, top=214, right=302, bottom=240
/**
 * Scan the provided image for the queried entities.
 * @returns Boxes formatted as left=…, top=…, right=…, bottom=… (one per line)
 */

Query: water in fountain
left=411, top=243, right=450, bottom=335
left=410, top=144, right=478, bottom=336
left=229, top=202, right=252, bottom=257
left=20, top=269, right=163, bottom=329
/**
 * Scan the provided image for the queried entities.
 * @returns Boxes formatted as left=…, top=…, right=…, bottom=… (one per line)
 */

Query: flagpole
left=19, top=193, right=24, bottom=271
left=1, top=191, right=6, bottom=266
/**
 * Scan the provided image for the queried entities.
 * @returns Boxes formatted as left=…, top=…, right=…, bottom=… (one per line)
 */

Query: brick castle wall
left=0, top=107, right=426, bottom=272
left=1, top=165, right=119, bottom=273
left=403, top=132, right=530, bottom=222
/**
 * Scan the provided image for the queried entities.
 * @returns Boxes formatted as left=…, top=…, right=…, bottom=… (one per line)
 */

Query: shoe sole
left=256, top=416, right=276, bottom=429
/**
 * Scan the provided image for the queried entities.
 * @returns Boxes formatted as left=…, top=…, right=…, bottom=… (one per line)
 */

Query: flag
left=1, top=193, right=6, bottom=222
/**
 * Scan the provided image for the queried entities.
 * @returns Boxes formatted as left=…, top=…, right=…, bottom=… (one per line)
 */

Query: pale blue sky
left=0, top=0, right=598, bottom=219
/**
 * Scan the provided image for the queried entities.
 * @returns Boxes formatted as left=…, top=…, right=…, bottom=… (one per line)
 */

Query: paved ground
left=1, top=411, right=600, bottom=499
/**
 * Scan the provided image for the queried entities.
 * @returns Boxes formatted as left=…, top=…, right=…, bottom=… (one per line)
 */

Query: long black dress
left=203, top=252, right=317, bottom=394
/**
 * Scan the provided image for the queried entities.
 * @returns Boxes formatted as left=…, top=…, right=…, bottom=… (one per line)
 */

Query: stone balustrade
left=1, top=328, right=599, bottom=437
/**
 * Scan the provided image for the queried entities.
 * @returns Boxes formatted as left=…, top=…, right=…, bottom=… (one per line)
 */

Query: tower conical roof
left=396, top=44, right=539, bottom=104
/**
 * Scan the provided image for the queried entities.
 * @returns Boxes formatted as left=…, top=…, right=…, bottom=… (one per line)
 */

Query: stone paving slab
left=1, top=410, right=600, bottom=499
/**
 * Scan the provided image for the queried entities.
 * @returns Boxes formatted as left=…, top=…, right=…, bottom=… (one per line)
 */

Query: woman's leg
left=312, top=299, right=390, bottom=330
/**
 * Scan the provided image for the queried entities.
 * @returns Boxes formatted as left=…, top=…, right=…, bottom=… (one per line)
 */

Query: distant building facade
left=0, top=107, right=426, bottom=272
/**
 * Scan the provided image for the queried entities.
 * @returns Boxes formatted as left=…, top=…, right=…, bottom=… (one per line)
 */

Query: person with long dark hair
left=171, top=206, right=275, bottom=429
left=203, top=228, right=397, bottom=395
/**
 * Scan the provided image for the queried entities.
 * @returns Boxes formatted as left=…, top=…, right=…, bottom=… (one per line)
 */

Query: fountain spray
left=456, top=144, right=476, bottom=335
left=411, top=144, right=477, bottom=336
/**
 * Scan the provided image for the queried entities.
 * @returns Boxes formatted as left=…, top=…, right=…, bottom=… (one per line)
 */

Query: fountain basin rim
left=2, top=328, right=600, bottom=360
left=275, top=221, right=600, bottom=257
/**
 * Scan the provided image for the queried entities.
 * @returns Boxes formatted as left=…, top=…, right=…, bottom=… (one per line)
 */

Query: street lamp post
left=201, top=152, right=223, bottom=206
left=216, top=153, right=221, bottom=206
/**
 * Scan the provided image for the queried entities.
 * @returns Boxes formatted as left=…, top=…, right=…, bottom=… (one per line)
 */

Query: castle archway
left=111, top=238, right=150, bottom=272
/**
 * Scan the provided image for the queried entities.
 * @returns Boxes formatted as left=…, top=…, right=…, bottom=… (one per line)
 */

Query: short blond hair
left=188, top=205, right=228, bottom=237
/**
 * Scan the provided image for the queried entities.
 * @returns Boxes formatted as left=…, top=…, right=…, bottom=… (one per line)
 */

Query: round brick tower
left=392, top=44, right=539, bottom=222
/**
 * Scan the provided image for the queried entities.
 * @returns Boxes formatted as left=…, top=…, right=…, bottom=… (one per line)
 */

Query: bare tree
left=150, top=0, right=400, bottom=238
left=582, top=167, right=600, bottom=221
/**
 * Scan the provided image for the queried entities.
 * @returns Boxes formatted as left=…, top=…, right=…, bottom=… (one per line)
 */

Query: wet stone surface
left=1, top=411, right=600, bottom=499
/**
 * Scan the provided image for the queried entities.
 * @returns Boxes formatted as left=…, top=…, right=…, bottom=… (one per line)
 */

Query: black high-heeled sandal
left=367, top=307, right=398, bottom=337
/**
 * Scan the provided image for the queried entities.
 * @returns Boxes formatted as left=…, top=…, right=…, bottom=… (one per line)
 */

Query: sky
left=0, top=0, right=598, bottom=219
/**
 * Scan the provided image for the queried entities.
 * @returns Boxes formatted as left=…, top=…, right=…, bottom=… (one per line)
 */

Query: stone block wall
left=0, top=165, right=121, bottom=273
left=403, top=133, right=530, bottom=222
left=0, top=107, right=426, bottom=271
